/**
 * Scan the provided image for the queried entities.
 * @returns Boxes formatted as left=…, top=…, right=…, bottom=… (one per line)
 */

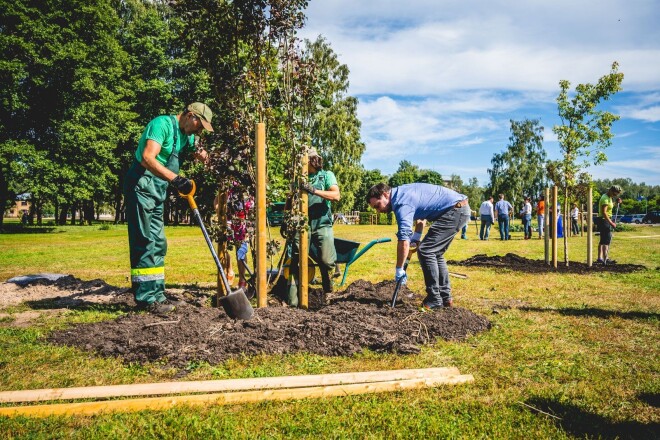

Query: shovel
left=179, top=181, right=254, bottom=320
left=391, top=244, right=418, bottom=307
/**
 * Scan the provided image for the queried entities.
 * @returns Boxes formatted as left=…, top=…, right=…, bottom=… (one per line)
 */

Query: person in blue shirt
left=367, top=182, right=470, bottom=309
left=494, top=194, right=513, bottom=240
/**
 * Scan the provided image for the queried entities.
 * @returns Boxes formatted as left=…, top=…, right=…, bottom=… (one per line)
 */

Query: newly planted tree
left=549, top=62, right=624, bottom=265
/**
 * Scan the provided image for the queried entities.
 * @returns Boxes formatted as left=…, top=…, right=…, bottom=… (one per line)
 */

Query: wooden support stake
left=552, top=185, right=558, bottom=269
left=256, top=123, right=267, bottom=308
left=0, top=375, right=474, bottom=418
left=544, top=188, right=550, bottom=265
left=299, top=150, right=309, bottom=309
left=216, top=188, right=230, bottom=299
left=587, top=187, right=593, bottom=266
left=0, top=367, right=459, bottom=403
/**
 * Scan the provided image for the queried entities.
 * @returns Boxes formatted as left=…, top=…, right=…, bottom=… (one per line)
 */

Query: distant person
left=520, top=196, right=533, bottom=240
left=124, top=102, right=213, bottom=314
left=460, top=223, right=468, bottom=239
left=596, top=185, right=623, bottom=265
left=536, top=195, right=545, bottom=239
left=21, top=211, right=28, bottom=226
left=571, top=203, right=580, bottom=236
left=494, top=194, right=513, bottom=240
left=367, top=182, right=470, bottom=309
left=479, top=196, right=494, bottom=240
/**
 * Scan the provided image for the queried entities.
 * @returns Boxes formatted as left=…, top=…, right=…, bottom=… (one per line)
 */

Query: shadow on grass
left=520, top=306, right=659, bottom=321
left=526, top=397, right=660, bottom=439
left=638, top=392, right=660, bottom=408
left=0, top=224, right=57, bottom=234
left=25, top=298, right=134, bottom=314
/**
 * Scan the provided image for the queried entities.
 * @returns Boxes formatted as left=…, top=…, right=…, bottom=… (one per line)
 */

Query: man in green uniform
left=597, top=185, right=622, bottom=265
left=286, top=148, right=340, bottom=306
left=124, top=103, right=213, bottom=314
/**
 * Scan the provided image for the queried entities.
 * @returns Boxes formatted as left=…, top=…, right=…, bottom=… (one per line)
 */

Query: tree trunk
left=85, top=200, right=94, bottom=225
left=58, top=203, right=69, bottom=226
left=35, top=199, right=43, bottom=225
left=70, top=203, right=77, bottom=226
left=564, top=187, right=569, bottom=266
left=54, top=199, right=59, bottom=225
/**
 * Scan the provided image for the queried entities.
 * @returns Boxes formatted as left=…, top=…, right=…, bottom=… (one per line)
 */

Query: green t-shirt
left=308, top=169, right=338, bottom=229
left=134, top=115, right=195, bottom=165
left=598, top=193, right=614, bottom=218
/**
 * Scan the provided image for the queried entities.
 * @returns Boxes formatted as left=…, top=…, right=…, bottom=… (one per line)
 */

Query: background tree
left=388, top=160, right=420, bottom=187
left=548, top=62, right=624, bottom=265
left=305, top=37, right=365, bottom=213
left=487, top=118, right=547, bottom=210
left=353, top=168, right=387, bottom=212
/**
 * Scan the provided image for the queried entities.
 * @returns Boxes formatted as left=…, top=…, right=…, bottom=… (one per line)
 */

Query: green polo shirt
left=308, top=169, right=338, bottom=229
left=134, top=115, right=194, bottom=165
left=598, top=194, right=614, bottom=218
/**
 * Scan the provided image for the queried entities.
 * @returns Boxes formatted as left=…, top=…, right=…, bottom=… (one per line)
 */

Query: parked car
left=620, top=214, right=646, bottom=224
left=266, top=202, right=286, bottom=226
left=642, top=211, right=660, bottom=224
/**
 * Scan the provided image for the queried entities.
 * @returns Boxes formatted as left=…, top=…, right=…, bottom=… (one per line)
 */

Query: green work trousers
left=287, top=226, right=336, bottom=306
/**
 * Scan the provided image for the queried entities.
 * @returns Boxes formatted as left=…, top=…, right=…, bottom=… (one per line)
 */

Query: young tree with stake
left=548, top=62, right=624, bottom=266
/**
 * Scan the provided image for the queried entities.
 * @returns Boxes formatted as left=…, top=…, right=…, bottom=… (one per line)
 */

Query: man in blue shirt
left=494, top=194, right=513, bottom=240
left=367, top=182, right=470, bottom=309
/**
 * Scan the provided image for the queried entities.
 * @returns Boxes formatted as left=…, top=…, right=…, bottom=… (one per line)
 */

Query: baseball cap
left=307, top=147, right=321, bottom=158
left=187, top=102, right=214, bottom=132
left=610, top=185, right=623, bottom=193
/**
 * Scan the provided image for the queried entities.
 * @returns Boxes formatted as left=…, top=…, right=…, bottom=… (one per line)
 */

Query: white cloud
left=588, top=146, right=660, bottom=184
left=298, top=1, right=660, bottom=185
left=301, top=1, right=660, bottom=95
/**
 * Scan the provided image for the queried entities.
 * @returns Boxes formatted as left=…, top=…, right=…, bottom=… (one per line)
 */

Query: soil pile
left=449, top=253, right=646, bottom=274
left=46, top=278, right=490, bottom=370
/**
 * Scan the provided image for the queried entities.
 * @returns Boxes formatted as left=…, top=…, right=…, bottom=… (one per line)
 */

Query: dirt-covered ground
left=449, top=253, right=648, bottom=274
left=1, top=275, right=491, bottom=372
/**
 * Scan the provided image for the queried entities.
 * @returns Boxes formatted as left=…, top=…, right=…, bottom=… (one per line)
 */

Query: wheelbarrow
left=308, top=237, right=392, bottom=287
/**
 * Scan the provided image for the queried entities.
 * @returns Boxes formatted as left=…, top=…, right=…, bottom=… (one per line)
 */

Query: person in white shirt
left=479, top=196, right=495, bottom=240
left=520, top=196, right=533, bottom=239
left=571, top=203, right=580, bottom=236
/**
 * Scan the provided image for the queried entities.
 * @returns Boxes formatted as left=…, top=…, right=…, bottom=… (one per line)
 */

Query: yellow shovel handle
left=178, top=179, right=197, bottom=210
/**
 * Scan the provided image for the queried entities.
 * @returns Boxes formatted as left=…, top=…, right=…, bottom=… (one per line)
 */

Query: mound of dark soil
left=449, top=253, right=646, bottom=274
left=47, top=279, right=490, bottom=371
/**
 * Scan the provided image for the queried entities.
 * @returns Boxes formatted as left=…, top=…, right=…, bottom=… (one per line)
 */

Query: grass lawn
left=0, top=221, right=659, bottom=438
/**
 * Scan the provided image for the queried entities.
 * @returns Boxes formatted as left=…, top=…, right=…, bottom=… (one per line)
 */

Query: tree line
left=0, top=0, right=365, bottom=230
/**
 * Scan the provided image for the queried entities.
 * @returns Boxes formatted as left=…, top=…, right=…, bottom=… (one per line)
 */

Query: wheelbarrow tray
left=309, top=237, right=391, bottom=287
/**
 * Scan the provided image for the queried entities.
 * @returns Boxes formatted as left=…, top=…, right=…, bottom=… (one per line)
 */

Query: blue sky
left=299, top=0, right=660, bottom=186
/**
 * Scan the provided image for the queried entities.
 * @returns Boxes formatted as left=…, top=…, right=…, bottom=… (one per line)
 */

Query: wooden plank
left=0, top=367, right=459, bottom=403
left=0, top=375, right=474, bottom=418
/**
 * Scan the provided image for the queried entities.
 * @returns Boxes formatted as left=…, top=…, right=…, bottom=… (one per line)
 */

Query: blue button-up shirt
left=391, top=183, right=467, bottom=241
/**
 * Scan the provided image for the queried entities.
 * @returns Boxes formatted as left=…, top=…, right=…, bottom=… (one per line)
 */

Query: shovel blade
left=218, top=288, right=254, bottom=320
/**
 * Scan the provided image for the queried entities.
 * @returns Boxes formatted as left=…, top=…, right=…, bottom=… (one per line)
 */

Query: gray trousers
left=418, top=204, right=471, bottom=307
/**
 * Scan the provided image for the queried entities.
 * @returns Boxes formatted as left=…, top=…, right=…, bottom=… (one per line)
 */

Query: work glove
left=171, top=175, right=193, bottom=195
left=300, top=182, right=316, bottom=195
left=236, top=242, right=249, bottom=261
left=410, top=232, right=422, bottom=248
left=395, top=267, right=407, bottom=285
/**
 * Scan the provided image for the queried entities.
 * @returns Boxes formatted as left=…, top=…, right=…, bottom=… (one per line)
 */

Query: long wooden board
left=0, top=367, right=459, bottom=403
left=0, top=375, right=474, bottom=418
